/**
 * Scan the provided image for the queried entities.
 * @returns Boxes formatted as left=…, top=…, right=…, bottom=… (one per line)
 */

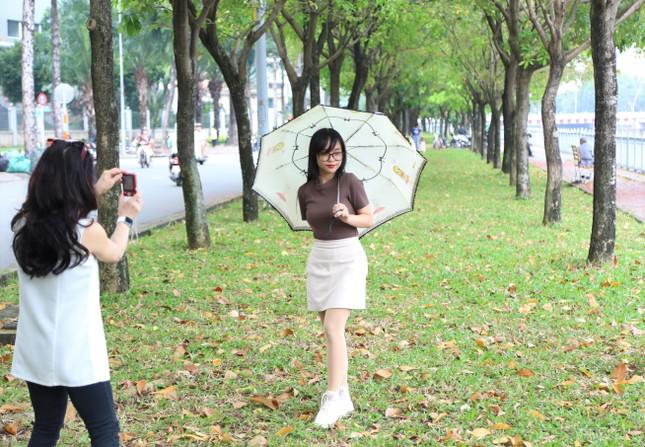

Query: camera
left=121, top=173, right=137, bottom=196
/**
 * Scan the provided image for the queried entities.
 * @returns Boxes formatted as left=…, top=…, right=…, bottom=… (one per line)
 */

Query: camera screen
left=122, top=175, right=135, bottom=191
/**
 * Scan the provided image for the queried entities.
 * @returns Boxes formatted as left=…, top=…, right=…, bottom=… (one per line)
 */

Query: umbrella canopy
left=252, top=105, right=426, bottom=236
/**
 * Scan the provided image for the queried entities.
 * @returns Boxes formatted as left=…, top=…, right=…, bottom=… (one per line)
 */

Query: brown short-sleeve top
left=297, top=172, right=370, bottom=240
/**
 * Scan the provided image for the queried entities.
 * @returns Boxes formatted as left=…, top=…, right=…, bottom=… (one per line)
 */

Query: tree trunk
left=172, top=0, right=211, bottom=249
left=479, top=103, right=487, bottom=158
left=328, top=55, right=343, bottom=107
left=487, top=115, right=494, bottom=164
left=292, top=79, right=308, bottom=117
left=88, top=0, right=129, bottom=292
left=228, top=95, right=238, bottom=145
left=542, top=61, right=565, bottom=224
left=491, top=103, right=502, bottom=168
left=515, top=67, right=533, bottom=199
left=588, top=0, right=618, bottom=265
left=21, top=0, right=37, bottom=153
left=347, top=42, right=368, bottom=110
left=51, top=0, right=63, bottom=138
left=161, top=64, right=176, bottom=150
left=194, top=77, right=203, bottom=124
left=230, top=84, right=259, bottom=222
left=365, top=86, right=377, bottom=112
left=79, top=83, right=96, bottom=141
left=134, top=65, right=149, bottom=130
left=208, top=78, right=223, bottom=139
left=501, top=60, right=517, bottom=175
left=309, top=65, right=320, bottom=107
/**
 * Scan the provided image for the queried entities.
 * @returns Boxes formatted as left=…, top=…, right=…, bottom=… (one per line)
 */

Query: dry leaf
left=276, top=426, right=294, bottom=437
left=610, top=363, right=628, bottom=381
left=281, top=328, right=294, bottom=337
left=224, top=370, right=237, bottom=380
left=373, top=368, right=393, bottom=380
left=250, top=395, right=279, bottom=410
left=0, top=404, right=28, bottom=414
left=471, top=427, right=491, bottom=439
left=3, top=422, right=18, bottom=435
left=475, top=338, right=487, bottom=348
left=527, top=409, right=546, bottom=421
left=135, top=380, right=147, bottom=396
left=248, top=435, right=268, bottom=446
left=232, top=401, right=247, bottom=409
left=517, top=368, right=535, bottom=377
left=399, top=365, right=418, bottom=372
left=211, top=358, right=222, bottom=367
left=492, top=422, right=511, bottom=430
left=154, top=385, right=178, bottom=400
left=385, top=407, right=403, bottom=418
left=172, top=288, right=181, bottom=297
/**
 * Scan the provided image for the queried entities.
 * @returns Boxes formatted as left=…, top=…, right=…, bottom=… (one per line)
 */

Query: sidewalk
left=529, top=147, right=645, bottom=223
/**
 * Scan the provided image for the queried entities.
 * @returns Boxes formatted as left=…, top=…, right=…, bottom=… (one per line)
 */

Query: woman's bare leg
left=320, top=308, right=350, bottom=392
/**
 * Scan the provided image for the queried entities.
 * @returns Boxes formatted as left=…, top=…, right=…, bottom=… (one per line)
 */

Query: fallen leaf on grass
left=276, top=426, right=294, bottom=437
left=517, top=368, right=535, bottom=377
left=475, top=338, right=487, bottom=348
left=385, top=407, right=403, bottom=418
left=280, top=328, right=294, bottom=337
left=249, top=395, right=280, bottom=410
left=373, top=368, right=393, bottom=380
left=527, top=409, right=546, bottom=421
left=224, top=370, right=237, bottom=380
left=399, top=365, right=418, bottom=372
left=154, top=385, right=178, bottom=400
left=491, top=422, right=511, bottom=430
left=471, top=427, right=491, bottom=439
left=610, top=363, right=628, bottom=381
left=3, top=422, right=19, bottom=435
left=0, top=404, right=28, bottom=414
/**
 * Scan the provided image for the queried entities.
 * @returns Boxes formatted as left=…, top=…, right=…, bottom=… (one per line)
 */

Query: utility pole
left=255, top=0, right=269, bottom=139
left=118, top=0, right=126, bottom=153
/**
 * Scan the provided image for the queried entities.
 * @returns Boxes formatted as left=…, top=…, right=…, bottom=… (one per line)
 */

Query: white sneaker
left=313, top=390, right=345, bottom=428
left=338, top=385, right=354, bottom=417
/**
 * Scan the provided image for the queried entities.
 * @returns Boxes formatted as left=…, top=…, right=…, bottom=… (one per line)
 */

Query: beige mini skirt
left=306, top=237, right=368, bottom=311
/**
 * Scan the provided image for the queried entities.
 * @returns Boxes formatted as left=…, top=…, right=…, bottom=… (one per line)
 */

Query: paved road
left=0, top=148, right=243, bottom=273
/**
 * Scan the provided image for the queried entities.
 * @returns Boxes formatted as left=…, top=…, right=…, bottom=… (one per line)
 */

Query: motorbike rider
left=132, top=128, right=154, bottom=166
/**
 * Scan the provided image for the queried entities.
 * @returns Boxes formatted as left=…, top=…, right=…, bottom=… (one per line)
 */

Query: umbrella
left=252, top=105, right=426, bottom=237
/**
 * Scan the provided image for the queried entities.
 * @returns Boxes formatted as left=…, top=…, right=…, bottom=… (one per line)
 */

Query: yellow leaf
left=3, top=422, right=18, bottom=435
left=211, top=358, right=222, bottom=367
left=154, top=385, right=178, bottom=400
left=475, top=338, right=487, bottom=348
left=373, top=368, right=393, bottom=380
left=385, top=407, right=403, bottom=418
left=527, top=409, right=546, bottom=421
left=276, top=426, right=294, bottom=437
left=610, top=363, right=628, bottom=381
left=471, top=427, right=491, bottom=439
left=280, top=328, right=294, bottom=337
left=492, top=422, right=511, bottom=430
left=399, top=365, right=418, bottom=372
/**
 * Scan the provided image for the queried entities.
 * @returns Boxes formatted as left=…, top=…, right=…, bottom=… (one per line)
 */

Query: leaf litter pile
left=1, top=150, right=643, bottom=446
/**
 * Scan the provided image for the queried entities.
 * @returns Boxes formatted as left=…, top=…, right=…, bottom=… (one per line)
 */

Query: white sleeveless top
left=11, top=219, right=110, bottom=387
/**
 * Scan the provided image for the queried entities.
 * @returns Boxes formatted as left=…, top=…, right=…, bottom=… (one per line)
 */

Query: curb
left=0, top=194, right=242, bottom=287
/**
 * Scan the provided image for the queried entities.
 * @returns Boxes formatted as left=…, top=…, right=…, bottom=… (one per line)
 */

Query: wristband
left=116, top=216, right=134, bottom=228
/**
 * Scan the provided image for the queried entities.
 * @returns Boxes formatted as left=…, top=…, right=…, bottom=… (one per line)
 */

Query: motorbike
left=169, top=153, right=182, bottom=186
left=450, top=134, right=471, bottom=148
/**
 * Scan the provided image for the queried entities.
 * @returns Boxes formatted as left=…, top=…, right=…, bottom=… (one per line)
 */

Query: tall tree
left=587, top=0, right=645, bottom=265
left=22, top=0, right=38, bottom=153
left=51, top=0, right=64, bottom=138
left=88, top=0, right=130, bottom=292
left=171, top=0, right=212, bottom=248
left=198, top=0, right=284, bottom=222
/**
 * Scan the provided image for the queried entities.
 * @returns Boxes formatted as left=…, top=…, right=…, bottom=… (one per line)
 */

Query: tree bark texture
left=588, top=0, right=619, bottom=265
left=328, top=53, right=343, bottom=107
left=88, top=0, right=129, bottom=292
left=51, top=0, right=63, bottom=138
left=228, top=95, right=238, bottom=145
left=172, top=0, right=211, bottom=248
left=514, top=67, right=533, bottom=199
left=208, top=78, right=223, bottom=139
left=541, top=61, right=564, bottom=224
left=479, top=103, right=487, bottom=159
left=347, top=41, right=368, bottom=110
left=21, top=0, right=38, bottom=153
left=134, top=65, right=149, bottom=130
left=490, top=101, right=501, bottom=168
left=502, top=61, right=517, bottom=177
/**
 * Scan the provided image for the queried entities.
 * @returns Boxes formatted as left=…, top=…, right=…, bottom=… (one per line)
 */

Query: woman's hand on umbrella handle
left=333, top=203, right=349, bottom=223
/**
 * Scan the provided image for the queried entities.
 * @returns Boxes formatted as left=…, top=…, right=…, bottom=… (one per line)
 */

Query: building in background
left=0, top=0, right=48, bottom=48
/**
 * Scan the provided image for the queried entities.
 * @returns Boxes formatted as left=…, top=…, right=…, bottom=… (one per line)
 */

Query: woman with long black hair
left=11, top=140, right=142, bottom=446
left=297, top=128, right=373, bottom=428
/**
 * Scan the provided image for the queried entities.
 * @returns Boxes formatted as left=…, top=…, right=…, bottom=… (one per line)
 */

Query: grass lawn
left=1, top=149, right=643, bottom=446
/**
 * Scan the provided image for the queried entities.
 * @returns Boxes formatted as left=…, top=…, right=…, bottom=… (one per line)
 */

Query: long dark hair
left=306, top=128, right=347, bottom=182
left=11, top=140, right=97, bottom=277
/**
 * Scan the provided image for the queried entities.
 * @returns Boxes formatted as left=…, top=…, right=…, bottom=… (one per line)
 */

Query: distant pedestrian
left=10, top=140, right=143, bottom=445
left=578, top=137, right=593, bottom=167
left=297, top=128, right=373, bottom=429
left=411, top=124, right=422, bottom=150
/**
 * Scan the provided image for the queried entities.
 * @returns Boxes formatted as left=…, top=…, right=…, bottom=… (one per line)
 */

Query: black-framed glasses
left=318, top=151, right=343, bottom=161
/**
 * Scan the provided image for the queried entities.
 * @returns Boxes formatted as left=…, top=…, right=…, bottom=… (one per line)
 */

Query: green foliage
left=1, top=151, right=642, bottom=445
left=0, top=34, right=52, bottom=104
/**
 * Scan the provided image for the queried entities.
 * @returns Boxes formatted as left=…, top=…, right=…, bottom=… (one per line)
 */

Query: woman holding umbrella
left=297, top=128, right=373, bottom=428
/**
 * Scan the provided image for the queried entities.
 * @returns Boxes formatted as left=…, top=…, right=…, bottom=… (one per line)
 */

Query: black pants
left=26, top=381, right=120, bottom=447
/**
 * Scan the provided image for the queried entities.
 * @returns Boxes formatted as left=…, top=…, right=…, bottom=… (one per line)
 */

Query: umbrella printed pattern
left=253, top=105, right=426, bottom=236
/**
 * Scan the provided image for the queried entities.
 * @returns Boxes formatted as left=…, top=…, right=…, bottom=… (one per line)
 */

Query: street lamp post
left=118, top=0, right=126, bottom=154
